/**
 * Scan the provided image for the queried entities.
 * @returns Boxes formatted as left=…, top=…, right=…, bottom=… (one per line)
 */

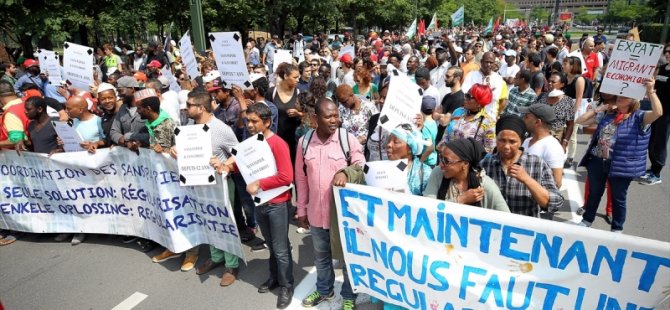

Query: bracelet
left=647, top=89, right=656, bottom=95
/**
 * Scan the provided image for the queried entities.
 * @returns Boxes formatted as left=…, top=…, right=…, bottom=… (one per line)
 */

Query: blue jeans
left=311, top=227, right=356, bottom=300
left=255, top=201, right=294, bottom=288
left=232, top=173, right=256, bottom=229
left=583, top=157, right=632, bottom=231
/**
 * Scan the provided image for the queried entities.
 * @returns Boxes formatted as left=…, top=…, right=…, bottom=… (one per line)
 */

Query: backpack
left=581, top=75, right=594, bottom=99
left=301, top=128, right=350, bottom=175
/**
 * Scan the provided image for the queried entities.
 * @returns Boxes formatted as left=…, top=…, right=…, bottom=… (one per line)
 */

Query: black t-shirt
left=656, top=64, right=670, bottom=116
left=441, top=90, right=464, bottom=114
left=28, top=120, right=60, bottom=154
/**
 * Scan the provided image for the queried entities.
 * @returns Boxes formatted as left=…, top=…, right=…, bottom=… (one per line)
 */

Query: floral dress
left=443, top=107, right=496, bottom=153
left=339, top=99, right=378, bottom=144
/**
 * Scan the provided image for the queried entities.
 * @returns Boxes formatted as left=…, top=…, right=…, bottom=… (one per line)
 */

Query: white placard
left=179, top=31, right=200, bottom=80
left=160, top=65, right=181, bottom=93
left=174, top=124, right=216, bottom=186
left=600, top=39, right=664, bottom=100
left=340, top=45, right=355, bottom=60
left=273, top=49, right=293, bottom=72
left=209, top=32, right=252, bottom=90
left=52, top=121, right=84, bottom=152
left=36, top=49, right=62, bottom=85
left=62, top=42, right=94, bottom=91
left=378, top=72, right=422, bottom=132
left=363, top=159, right=409, bottom=193
left=231, top=133, right=290, bottom=205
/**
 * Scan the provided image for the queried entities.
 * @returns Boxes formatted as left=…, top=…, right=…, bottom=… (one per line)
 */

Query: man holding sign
left=211, top=102, right=294, bottom=309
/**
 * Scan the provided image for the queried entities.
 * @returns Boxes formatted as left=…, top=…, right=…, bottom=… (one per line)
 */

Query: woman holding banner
left=423, top=138, right=509, bottom=212
left=576, top=78, right=662, bottom=233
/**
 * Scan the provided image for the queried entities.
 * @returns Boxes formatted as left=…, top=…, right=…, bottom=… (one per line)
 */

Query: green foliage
left=530, top=7, right=550, bottom=24
left=575, top=6, right=597, bottom=25
left=607, top=0, right=656, bottom=23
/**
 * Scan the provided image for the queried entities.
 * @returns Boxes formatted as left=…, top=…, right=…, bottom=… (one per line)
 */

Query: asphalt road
left=1, top=133, right=669, bottom=310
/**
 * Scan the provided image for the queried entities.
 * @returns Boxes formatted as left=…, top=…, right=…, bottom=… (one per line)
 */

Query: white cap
left=202, top=71, right=221, bottom=83
left=454, top=46, right=463, bottom=53
left=158, top=76, right=169, bottom=89
left=97, top=83, right=117, bottom=98
left=504, top=50, right=517, bottom=57
left=106, top=67, right=117, bottom=76
left=170, top=40, right=177, bottom=46
left=548, top=89, right=565, bottom=97
left=495, top=34, right=503, bottom=40
left=178, top=90, right=189, bottom=109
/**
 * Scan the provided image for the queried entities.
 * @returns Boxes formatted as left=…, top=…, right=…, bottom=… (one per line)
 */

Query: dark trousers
left=649, top=116, right=670, bottom=176
left=232, top=173, right=257, bottom=230
left=255, top=201, right=294, bottom=288
left=583, top=157, right=632, bottom=231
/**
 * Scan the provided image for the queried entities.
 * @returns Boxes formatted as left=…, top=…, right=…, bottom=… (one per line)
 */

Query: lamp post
left=189, top=0, right=206, bottom=51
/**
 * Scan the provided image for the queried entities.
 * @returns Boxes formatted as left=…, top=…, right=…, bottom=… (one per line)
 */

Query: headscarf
left=445, top=138, right=486, bottom=189
left=470, top=83, right=493, bottom=107
left=391, top=125, right=424, bottom=156
left=496, top=114, right=527, bottom=140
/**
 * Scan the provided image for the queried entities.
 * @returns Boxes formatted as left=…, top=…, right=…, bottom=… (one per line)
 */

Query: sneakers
left=635, top=170, right=653, bottom=182
left=122, top=235, right=139, bottom=244
left=0, top=234, right=17, bottom=246
left=71, top=234, right=86, bottom=245
left=576, top=207, right=585, bottom=216
left=639, top=174, right=662, bottom=185
left=220, top=267, right=239, bottom=287
left=152, top=249, right=180, bottom=263
left=54, top=233, right=72, bottom=242
left=563, top=158, right=573, bottom=169
left=605, top=214, right=613, bottom=225
left=137, top=239, right=157, bottom=252
left=342, top=299, right=356, bottom=310
left=577, top=220, right=592, bottom=227
left=610, top=229, right=623, bottom=234
left=302, top=290, right=335, bottom=307
left=181, top=254, right=198, bottom=271
left=296, top=227, right=311, bottom=234
left=250, top=240, right=268, bottom=252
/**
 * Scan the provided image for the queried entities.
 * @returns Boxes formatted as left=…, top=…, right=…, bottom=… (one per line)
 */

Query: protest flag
left=427, top=13, right=438, bottom=31
left=483, top=17, right=493, bottom=35
left=418, top=19, right=426, bottom=36
left=405, top=19, right=417, bottom=39
left=494, top=16, right=501, bottom=32
left=451, top=6, right=464, bottom=27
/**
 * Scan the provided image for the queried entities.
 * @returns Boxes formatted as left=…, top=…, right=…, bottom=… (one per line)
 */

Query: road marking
left=112, top=292, right=148, bottom=310
left=563, top=168, right=584, bottom=223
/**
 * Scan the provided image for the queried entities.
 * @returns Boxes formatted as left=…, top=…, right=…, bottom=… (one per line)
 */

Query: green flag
left=405, top=19, right=417, bottom=39
left=483, top=17, right=493, bottom=35
left=427, top=13, right=437, bottom=31
left=451, top=6, right=464, bottom=27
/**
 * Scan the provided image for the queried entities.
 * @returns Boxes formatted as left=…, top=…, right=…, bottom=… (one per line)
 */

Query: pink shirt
left=295, top=130, right=365, bottom=229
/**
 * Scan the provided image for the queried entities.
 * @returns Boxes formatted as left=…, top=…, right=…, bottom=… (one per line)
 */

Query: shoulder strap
left=301, top=129, right=315, bottom=175
left=338, top=128, right=351, bottom=164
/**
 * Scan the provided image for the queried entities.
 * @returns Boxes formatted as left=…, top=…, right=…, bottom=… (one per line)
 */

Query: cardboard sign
left=231, top=133, right=291, bottom=205
left=179, top=31, right=200, bottom=80
left=160, top=65, right=181, bottom=93
left=600, top=39, right=664, bottom=100
left=209, top=32, right=252, bottom=89
left=36, top=49, right=62, bottom=85
left=52, top=121, right=84, bottom=152
left=378, top=71, right=422, bottom=132
left=62, top=42, right=94, bottom=91
left=273, top=49, right=293, bottom=72
left=363, top=159, right=409, bottom=193
left=174, top=124, right=216, bottom=186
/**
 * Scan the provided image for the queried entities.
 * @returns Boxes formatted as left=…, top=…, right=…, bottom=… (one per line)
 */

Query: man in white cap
left=498, top=49, right=520, bottom=86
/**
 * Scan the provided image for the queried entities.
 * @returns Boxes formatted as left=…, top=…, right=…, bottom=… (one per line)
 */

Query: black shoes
left=276, top=286, right=293, bottom=309
left=258, top=278, right=279, bottom=293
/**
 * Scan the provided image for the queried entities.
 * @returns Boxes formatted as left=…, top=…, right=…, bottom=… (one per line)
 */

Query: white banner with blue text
left=0, top=148, right=244, bottom=259
left=334, top=184, right=669, bottom=309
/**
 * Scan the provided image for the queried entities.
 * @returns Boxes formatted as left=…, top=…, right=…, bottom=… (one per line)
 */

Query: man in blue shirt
left=262, top=35, right=278, bottom=74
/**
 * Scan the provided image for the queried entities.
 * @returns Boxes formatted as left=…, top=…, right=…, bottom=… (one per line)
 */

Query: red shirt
left=583, top=52, right=599, bottom=80
left=258, top=133, right=293, bottom=204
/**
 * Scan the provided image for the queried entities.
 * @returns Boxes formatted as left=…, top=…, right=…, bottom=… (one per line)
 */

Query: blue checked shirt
left=480, top=153, right=564, bottom=217
left=502, top=86, right=537, bottom=118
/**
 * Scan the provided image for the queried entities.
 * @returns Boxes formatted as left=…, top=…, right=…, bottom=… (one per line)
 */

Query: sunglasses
left=664, top=50, right=670, bottom=54
left=440, top=157, right=464, bottom=166
left=464, top=93, right=474, bottom=100
left=186, top=103, right=201, bottom=108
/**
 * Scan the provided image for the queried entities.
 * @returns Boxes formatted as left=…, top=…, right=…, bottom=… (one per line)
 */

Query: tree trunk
left=20, top=34, right=34, bottom=60
left=79, top=24, right=90, bottom=47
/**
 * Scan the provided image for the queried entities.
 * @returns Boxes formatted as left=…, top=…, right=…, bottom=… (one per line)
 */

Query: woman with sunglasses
left=576, top=78, right=662, bottom=233
left=423, top=138, right=509, bottom=212
left=537, top=72, right=575, bottom=148
left=442, top=83, right=496, bottom=153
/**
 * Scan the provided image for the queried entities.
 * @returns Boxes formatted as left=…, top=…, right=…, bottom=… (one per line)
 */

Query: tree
left=607, top=0, right=655, bottom=24
left=530, top=7, right=550, bottom=25
left=575, top=6, right=596, bottom=25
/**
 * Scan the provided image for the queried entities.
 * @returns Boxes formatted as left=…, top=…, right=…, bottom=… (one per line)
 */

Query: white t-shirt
left=341, top=70, right=355, bottom=87
left=522, top=136, right=565, bottom=169
left=461, top=70, right=504, bottom=119
left=498, top=63, right=520, bottom=79
left=161, top=90, right=182, bottom=125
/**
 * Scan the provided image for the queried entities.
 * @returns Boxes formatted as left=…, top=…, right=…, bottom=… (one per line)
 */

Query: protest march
left=1, top=1, right=669, bottom=309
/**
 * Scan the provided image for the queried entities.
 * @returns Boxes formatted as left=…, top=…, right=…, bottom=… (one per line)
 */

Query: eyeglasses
left=464, top=93, right=474, bottom=100
left=440, top=157, right=464, bottom=166
left=311, top=63, right=319, bottom=67
left=186, top=103, right=201, bottom=108
left=664, top=50, right=670, bottom=54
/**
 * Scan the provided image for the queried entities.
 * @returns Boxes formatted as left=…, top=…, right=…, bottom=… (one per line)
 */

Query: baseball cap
left=518, top=103, right=556, bottom=124
left=147, top=60, right=162, bottom=68
left=504, top=50, right=517, bottom=57
left=97, top=83, right=117, bottom=97
left=207, top=77, right=225, bottom=92
left=202, top=71, right=221, bottom=83
left=421, top=96, right=437, bottom=114
left=23, top=59, right=39, bottom=69
left=249, top=73, right=265, bottom=83
left=453, top=46, right=463, bottom=54
left=117, top=76, right=140, bottom=88
left=158, top=76, right=170, bottom=89
left=339, top=53, right=353, bottom=64
left=133, top=72, right=147, bottom=82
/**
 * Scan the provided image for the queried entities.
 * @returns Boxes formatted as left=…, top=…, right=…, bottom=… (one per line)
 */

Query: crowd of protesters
left=0, top=22, right=668, bottom=309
